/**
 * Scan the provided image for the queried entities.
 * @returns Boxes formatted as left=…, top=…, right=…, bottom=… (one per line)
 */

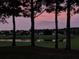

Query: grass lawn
left=0, top=41, right=31, bottom=47
left=35, top=41, right=65, bottom=48
left=71, top=36, right=79, bottom=49
left=0, top=35, right=79, bottom=50
left=0, top=41, right=65, bottom=48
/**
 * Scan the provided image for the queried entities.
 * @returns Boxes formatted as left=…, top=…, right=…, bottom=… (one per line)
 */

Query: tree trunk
left=31, top=0, right=35, bottom=47
left=12, top=15, right=16, bottom=47
left=55, top=0, right=58, bottom=49
left=66, top=0, right=71, bottom=50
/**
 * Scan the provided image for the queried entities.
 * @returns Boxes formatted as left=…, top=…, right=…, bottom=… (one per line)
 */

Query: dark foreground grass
left=0, top=47, right=79, bottom=59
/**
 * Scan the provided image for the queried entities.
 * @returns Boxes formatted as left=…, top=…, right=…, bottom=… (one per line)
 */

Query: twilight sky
left=0, top=11, right=79, bottom=30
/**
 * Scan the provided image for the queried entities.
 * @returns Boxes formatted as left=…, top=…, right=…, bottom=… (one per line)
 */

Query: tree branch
left=34, top=9, right=46, bottom=18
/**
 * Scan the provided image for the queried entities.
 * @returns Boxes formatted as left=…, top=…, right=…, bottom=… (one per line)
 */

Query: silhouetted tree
left=55, top=0, right=59, bottom=48
left=30, top=0, right=35, bottom=47
left=0, top=0, right=22, bottom=47
left=0, top=0, right=9, bottom=24
left=43, top=0, right=65, bottom=48
left=65, top=0, right=71, bottom=50
left=19, top=0, right=45, bottom=47
left=31, top=0, right=45, bottom=47
left=9, top=0, right=21, bottom=47
left=65, top=0, right=79, bottom=50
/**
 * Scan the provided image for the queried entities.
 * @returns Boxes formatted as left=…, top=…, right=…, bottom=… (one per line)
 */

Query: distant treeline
left=0, top=27, right=79, bottom=35
left=58, top=27, right=79, bottom=35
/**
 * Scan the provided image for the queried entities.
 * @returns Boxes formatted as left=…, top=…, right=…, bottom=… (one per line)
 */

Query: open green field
left=0, top=34, right=79, bottom=50
left=71, top=35, right=79, bottom=49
